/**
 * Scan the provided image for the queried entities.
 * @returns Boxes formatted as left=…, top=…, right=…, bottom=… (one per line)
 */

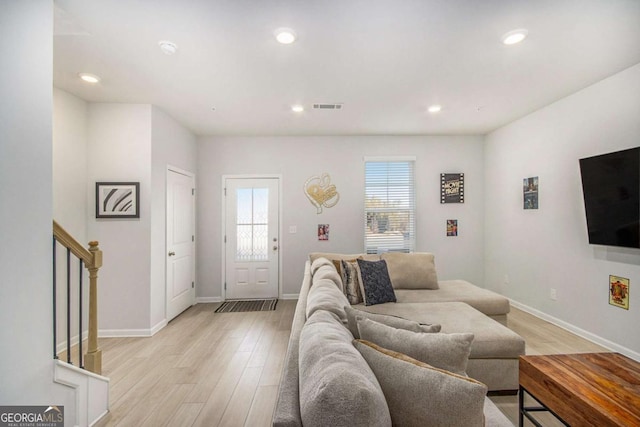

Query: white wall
left=150, top=106, right=197, bottom=328
left=53, top=88, right=89, bottom=350
left=53, top=88, right=88, bottom=239
left=0, top=0, right=75, bottom=418
left=485, top=63, right=640, bottom=358
left=197, top=135, right=484, bottom=298
left=87, top=104, right=152, bottom=331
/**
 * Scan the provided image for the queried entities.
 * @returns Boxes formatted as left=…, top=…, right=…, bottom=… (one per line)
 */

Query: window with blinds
left=364, top=159, right=416, bottom=254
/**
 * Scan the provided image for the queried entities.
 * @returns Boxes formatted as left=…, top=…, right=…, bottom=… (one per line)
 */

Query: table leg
left=519, top=386, right=524, bottom=427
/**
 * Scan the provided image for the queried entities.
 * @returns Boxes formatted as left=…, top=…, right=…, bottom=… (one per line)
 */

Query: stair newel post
left=84, top=240, right=103, bottom=375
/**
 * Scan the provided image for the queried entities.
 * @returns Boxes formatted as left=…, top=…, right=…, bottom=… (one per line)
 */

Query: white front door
left=224, top=177, right=279, bottom=300
left=166, top=168, right=195, bottom=321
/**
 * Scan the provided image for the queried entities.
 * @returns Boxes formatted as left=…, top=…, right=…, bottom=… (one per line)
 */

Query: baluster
left=67, top=248, right=71, bottom=364
left=79, top=259, right=83, bottom=369
left=53, top=238, right=58, bottom=360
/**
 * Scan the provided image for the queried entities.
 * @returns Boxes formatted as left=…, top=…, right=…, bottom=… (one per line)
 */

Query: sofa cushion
left=381, top=252, right=439, bottom=290
left=344, top=306, right=440, bottom=339
left=299, top=311, right=392, bottom=427
left=394, top=279, right=510, bottom=316
left=339, top=259, right=364, bottom=305
left=356, top=259, right=396, bottom=306
left=356, top=317, right=473, bottom=375
left=354, top=340, right=487, bottom=427
left=313, top=264, right=344, bottom=292
left=353, top=302, right=525, bottom=360
left=310, top=252, right=380, bottom=264
left=306, top=278, right=350, bottom=324
left=310, top=256, right=335, bottom=275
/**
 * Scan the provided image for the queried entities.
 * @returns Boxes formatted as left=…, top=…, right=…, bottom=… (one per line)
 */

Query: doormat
left=214, top=299, right=278, bottom=313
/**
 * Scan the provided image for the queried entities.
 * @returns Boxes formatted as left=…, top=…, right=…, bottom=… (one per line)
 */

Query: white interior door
left=166, top=168, right=195, bottom=321
left=225, top=177, right=279, bottom=299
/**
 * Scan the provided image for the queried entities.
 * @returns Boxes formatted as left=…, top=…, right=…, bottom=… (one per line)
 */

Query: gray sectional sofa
left=273, top=253, right=524, bottom=426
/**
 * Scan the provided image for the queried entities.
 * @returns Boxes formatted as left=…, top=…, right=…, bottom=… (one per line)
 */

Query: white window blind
left=364, top=160, right=415, bottom=254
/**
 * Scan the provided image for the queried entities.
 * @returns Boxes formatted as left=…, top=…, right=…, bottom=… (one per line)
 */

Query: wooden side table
left=519, top=353, right=640, bottom=426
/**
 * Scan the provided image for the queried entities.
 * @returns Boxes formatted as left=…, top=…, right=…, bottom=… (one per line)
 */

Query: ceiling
left=53, top=0, right=640, bottom=137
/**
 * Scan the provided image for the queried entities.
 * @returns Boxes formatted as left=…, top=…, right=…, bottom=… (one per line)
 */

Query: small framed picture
left=96, top=182, right=140, bottom=219
left=609, top=275, right=629, bottom=310
left=523, top=177, right=539, bottom=209
left=447, top=219, right=458, bottom=236
left=318, top=224, right=330, bottom=241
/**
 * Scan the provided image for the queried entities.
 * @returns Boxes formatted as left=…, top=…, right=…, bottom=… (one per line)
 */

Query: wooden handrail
left=53, top=220, right=93, bottom=266
left=52, top=220, right=103, bottom=374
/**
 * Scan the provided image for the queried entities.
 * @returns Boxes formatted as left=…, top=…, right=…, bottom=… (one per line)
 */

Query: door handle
left=273, top=246, right=278, bottom=251
left=168, top=251, right=176, bottom=256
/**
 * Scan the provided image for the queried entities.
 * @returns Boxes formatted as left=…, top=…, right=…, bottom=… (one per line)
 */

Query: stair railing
left=52, top=220, right=103, bottom=374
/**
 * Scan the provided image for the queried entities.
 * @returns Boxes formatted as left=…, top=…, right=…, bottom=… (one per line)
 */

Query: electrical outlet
left=289, top=225, right=297, bottom=234
left=550, top=288, right=557, bottom=301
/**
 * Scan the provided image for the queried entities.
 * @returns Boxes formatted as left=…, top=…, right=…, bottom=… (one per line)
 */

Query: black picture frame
left=441, top=173, right=464, bottom=203
left=95, top=182, right=140, bottom=219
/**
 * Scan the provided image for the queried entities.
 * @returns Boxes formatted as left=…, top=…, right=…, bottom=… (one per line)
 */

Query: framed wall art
left=447, top=219, right=458, bottom=236
left=441, top=173, right=464, bottom=203
left=609, top=275, right=629, bottom=310
left=523, top=177, right=539, bottom=209
left=318, top=224, right=330, bottom=241
left=96, top=182, right=140, bottom=219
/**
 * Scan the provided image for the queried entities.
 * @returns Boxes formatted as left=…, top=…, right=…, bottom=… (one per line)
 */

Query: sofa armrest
left=272, top=262, right=311, bottom=427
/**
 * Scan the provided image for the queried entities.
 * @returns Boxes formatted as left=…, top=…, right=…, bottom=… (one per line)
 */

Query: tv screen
left=579, top=147, right=640, bottom=249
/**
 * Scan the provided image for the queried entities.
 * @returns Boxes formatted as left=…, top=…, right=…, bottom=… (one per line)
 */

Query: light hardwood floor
left=490, top=308, right=609, bottom=426
left=78, top=302, right=608, bottom=427
left=91, top=299, right=296, bottom=427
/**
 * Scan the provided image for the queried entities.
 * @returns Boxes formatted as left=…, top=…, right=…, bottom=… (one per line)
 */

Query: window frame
left=364, top=156, right=416, bottom=254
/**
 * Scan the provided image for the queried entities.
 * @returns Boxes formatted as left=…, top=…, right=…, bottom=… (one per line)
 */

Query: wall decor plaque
left=441, top=173, right=464, bottom=203
left=304, top=173, right=340, bottom=214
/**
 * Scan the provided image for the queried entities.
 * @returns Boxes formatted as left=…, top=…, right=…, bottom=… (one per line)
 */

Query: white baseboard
left=99, top=328, right=154, bottom=338
left=510, top=299, right=640, bottom=361
left=196, top=297, right=222, bottom=303
left=97, top=319, right=165, bottom=338
left=280, top=293, right=299, bottom=300
left=150, top=319, right=167, bottom=336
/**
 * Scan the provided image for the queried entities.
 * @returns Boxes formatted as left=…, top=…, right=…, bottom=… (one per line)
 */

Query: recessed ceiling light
left=502, top=29, right=528, bottom=45
left=291, top=104, right=304, bottom=113
left=158, top=40, right=178, bottom=55
left=428, top=105, right=442, bottom=113
left=78, top=73, right=100, bottom=83
left=275, top=28, right=297, bottom=44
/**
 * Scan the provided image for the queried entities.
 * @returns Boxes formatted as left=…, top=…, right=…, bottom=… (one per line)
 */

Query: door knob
left=273, top=246, right=278, bottom=251
left=168, top=251, right=176, bottom=256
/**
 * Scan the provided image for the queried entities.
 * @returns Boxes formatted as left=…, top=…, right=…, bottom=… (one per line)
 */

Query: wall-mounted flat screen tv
left=579, top=147, right=640, bottom=249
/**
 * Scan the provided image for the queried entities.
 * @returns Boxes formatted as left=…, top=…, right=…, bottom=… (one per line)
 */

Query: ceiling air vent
left=313, top=103, right=343, bottom=110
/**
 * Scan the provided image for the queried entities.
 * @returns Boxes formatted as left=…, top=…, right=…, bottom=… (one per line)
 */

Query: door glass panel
left=236, top=225, right=253, bottom=261
left=253, top=224, right=268, bottom=261
left=236, top=187, right=269, bottom=261
left=236, top=188, right=253, bottom=224
left=253, top=188, right=269, bottom=223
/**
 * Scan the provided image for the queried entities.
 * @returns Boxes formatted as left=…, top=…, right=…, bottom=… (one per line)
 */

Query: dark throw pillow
left=356, top=259, right=396, bottom=306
